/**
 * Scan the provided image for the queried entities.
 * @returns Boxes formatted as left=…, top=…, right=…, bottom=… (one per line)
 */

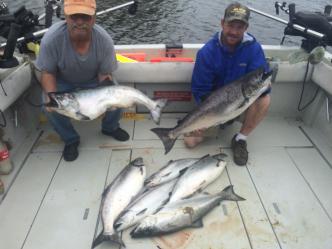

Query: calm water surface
left=5, top=0, right=332, bottom=47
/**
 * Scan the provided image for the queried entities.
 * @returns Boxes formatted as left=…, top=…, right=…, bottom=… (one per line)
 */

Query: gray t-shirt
left=36, top=21, right=118, bottom=85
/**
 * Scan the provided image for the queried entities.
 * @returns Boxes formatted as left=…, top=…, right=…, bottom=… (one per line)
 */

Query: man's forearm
left=41, top=71, right=57, bottom=93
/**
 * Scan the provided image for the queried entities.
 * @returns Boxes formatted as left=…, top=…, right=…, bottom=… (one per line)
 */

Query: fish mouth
left=45, top=93, right=60, bottom=108
left=132, top=157, right=144, bottom=167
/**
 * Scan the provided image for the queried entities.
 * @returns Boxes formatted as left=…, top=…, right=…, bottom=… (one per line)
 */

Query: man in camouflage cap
left=185, top=2, right=271, bottom=166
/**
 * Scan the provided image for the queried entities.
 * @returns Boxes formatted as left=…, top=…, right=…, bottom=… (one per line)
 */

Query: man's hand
left=43, top=92, right=54, bottom=112
left=40, top=71, right=57, bottom=112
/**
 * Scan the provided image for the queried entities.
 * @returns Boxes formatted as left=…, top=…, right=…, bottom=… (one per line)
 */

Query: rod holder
left=45, top=1, right=54, bottom=28
left=0, top=23, right=21, bottom=68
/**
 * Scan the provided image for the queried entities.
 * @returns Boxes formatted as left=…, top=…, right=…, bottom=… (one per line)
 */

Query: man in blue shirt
left=184, top=2, right=271, bottom=166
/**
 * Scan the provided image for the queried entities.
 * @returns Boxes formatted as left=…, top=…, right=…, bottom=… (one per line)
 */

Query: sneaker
left=102, top=127, right=130, bottom=141
left=63, top=141, right=79, bottom=162
left=231, top=135, right=248, bottom=166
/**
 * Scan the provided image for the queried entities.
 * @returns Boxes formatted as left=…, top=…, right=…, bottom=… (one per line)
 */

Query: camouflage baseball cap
left=224, top=2, right=250, bottom=24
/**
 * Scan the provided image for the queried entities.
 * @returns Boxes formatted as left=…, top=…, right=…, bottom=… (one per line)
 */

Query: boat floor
left=1, top=113, right=332, bottom=249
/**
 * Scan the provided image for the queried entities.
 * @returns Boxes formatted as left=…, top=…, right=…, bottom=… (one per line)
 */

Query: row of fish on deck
left=46, top=67, right=273, bottom=154
left=93, top=153, right=245, bottom=248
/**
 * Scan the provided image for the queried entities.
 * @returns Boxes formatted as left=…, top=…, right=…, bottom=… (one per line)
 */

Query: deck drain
left=273, top=203, right=281, bottom=214
left=83, top=208, right=90, bottom=220
left=222, top=204, right=228, bottom=216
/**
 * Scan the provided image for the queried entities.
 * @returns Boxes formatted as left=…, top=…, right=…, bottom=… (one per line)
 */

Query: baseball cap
left=64, top=0, right=96, bottom=16
left=224, top=2, right=250, bottom=24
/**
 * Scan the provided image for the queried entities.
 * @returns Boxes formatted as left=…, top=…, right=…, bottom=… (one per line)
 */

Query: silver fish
left=144, top=157, right=200, bottom=188
left=169, top=153, right=227, bottom=203
left=46, top=82, right=167, bottom=124
left=130, top=185, right=245, bottom=238
left=151, top=67, right=273, bottom=154
left=92, top=157, right=146, bottom=248
left=114, top=179, right=177, bottom=232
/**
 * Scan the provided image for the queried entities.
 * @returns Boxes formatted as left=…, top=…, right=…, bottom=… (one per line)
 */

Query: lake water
left=5, top=0, right=332, bottom=47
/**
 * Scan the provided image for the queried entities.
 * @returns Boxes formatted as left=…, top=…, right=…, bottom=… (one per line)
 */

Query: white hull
left=0, top=58, right=32, bottom=112
left=0, top=44, right=332, bottom=249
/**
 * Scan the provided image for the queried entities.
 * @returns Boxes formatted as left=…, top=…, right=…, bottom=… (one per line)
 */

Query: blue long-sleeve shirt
left=192, top=31, right=269, bottom=103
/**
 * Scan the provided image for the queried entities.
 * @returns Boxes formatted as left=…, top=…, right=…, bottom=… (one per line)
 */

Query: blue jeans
left=43, top=80, right=122, bottom=145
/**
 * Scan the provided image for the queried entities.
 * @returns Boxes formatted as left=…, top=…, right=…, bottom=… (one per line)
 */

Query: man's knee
left=183, top=130, right=205, bottom=148
left=254, top=94, right=271, bottom=111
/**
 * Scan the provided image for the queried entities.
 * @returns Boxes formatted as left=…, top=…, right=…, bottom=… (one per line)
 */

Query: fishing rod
left=0, top=0, right=138, bottom=49
left=248, top=6, right=325, bottom=40
left=248, top=2, right=332, bottom=51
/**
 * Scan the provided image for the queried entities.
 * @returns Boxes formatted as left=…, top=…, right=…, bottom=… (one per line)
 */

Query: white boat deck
left=1, top=114, right=332, bottom=249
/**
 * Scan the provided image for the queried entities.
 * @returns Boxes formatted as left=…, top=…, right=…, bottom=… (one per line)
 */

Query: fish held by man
left=151, top=67, right=273, bottom=154
left=130, top=185, right=245, bottom=238
left=92, top=157, right=146, bottom=248
left=45, top=82, right=167, bottom=124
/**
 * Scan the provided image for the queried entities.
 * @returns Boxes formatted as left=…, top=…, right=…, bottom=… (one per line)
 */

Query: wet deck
left=1, top=114, right=332, bottom=249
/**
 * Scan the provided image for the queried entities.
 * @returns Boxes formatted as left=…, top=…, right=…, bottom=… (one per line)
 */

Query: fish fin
left=161, top=198, right=170, bottom=207
left=183, top=190, right=200, bottom=199
left=162, top=172, right=172, bottom=177
left=191, top=219, right=204, bottom=228
left=161, top=193, right=171, bottom=206
left=144, top=164, right=173, bottom=186
left=92, top=231, right=125, bottom=248
left=154, top=206, right=164, bottom=213
left=150, top=127, right=177, bottom=154
left=76, top=112, right=91, bottom=121
left=178, top=167, right=189, bottom=176
left=136, top=208, right=147, bottom=216
left=212, top=152, right=228, bottom=161
left=220, top=185, right=245, bottom=201
left=150, top=98, right=168, bottom=125
left=102, top=184, right=112, bottom=198
left=199, top=154, right=211, bottom=160
left=93, top=232, right=125, bottom=248
left=92, top=231, right=105, bottom=248
left=139, top=186, right=150, bottom=194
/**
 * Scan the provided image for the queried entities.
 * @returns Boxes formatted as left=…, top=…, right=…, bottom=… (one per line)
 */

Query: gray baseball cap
left=224, top=2, right=250, bottom=24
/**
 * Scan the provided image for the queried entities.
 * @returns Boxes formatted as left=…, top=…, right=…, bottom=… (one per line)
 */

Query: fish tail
left=151, top=98, right=168, bottom=125
left=150, top=127, right=177, bottom=154
left=219, top=185, right=245, bottom=201
left=92, top=231, right=125, bottom=248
